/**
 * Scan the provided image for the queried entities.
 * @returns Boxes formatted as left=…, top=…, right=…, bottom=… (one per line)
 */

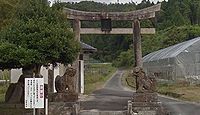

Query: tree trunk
left=34, top=64, right=42, bottom=78
left=5, top=66, right=34, bottom=104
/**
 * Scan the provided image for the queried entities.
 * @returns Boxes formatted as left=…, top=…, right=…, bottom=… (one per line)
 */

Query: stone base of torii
left=127, top=67, right=167, bottom=115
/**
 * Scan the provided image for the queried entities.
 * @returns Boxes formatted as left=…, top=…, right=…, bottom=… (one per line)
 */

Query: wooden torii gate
left=63, top=3, right=161, bottom=93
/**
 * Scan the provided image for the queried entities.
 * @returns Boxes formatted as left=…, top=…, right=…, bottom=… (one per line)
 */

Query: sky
left=50, top=0, right=167, bottom=4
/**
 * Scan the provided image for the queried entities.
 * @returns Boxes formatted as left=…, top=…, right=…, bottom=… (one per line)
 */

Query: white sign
left=25, top=78, right=44, bottom=109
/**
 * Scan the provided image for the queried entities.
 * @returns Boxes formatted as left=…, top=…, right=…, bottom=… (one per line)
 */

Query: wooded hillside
left=59, top=0, right=200, bottom=67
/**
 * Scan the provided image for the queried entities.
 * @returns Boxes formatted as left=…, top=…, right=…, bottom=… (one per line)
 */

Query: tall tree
left=0, top=0, right=79, bottom=74
left=0, top=0, right=21, bottom=30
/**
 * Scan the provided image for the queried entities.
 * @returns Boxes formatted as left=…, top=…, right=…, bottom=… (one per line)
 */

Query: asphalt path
left=80, top=70, right=200, bottom=115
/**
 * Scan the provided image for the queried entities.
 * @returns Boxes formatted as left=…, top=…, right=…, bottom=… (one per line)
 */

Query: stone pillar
left=73, top=19, right=81, bottom=93
left=133, top=19, right=143, bottom=68
left=73, top=19, right=81, bottom=41
left=48, top=67, right=54, bottom=93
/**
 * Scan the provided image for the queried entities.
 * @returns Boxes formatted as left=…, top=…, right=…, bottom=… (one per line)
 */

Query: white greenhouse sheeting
left=143, top=37, right=200, bottom=84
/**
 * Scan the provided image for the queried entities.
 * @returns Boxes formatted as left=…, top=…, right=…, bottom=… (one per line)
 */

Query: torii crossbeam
left=63, top=3, right=161, bottom=94
left=63, top=3, right=161, bottom=20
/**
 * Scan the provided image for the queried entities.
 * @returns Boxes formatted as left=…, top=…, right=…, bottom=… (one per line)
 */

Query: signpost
left=25, top=78, right=44, bottom=115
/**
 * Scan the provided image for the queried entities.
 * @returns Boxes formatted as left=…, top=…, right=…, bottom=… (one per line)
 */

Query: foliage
left=0, top=0, right=80, bottom=69
left=2, top=0, right=200, bottom=68
left=0, top=0, right=21, bottom=30
left=112, top=49, right=134, bottom=67
left=141, top=25, right=200, bottom=57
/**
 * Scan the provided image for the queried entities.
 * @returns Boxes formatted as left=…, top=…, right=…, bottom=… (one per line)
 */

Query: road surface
left=80, top=70, right=200, bottom=115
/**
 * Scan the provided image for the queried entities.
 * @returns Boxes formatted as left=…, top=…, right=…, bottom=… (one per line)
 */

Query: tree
left=112, top=49, right=134, bottom=67
left=0, top=0, right=80, bottom=74
left=0, top=0, right=21, bottom=30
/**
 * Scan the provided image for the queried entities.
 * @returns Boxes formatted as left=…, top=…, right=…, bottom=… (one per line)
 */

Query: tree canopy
left=0, top=0, right=80, bottom=70
left=1, top=0, right=200, bottom=68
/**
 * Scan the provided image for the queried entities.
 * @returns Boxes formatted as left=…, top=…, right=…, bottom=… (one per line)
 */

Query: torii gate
left=63, top=3, right=161, bottom=93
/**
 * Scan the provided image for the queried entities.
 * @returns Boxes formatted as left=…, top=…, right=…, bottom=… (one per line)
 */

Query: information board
left=25, top=78, right=44, bottom=108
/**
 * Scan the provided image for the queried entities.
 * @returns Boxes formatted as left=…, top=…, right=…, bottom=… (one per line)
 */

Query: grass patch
left=123, top=69, right=200, bottom=102
left=121, top=69, right=136, bottom=90
left=157, top=82, right=200, bottom=102
left=0, top=84, right=8, bottom=102
left=0, top=108, right=25, bottom=115
left=84, top=63, right=116, bottom=94
left=0, top=70, right=10, bottom=102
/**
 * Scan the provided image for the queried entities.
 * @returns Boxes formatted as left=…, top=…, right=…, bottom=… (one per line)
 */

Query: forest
left=1, top=0, right=200, bottom=67
left=59, top=0, right=200, bottom=67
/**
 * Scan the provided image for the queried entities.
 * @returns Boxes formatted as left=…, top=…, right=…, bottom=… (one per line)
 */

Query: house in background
left=9, top=42, right=97, bottom=93
left=143, top=37, right=200, bottom=84
left=80, top=41, right=97, bottom=62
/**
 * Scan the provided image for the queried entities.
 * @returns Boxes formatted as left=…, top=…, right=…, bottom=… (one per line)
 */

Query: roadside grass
left=123, top=69, right=200, bottom=103
left=0, top=108, right=25, bottom=115
left=157, top=82, right=200, bottom=102
left=0, top=84, right=8, bottom=103
left=0, top=70, right=9, bottom=103
left=84, top=63, right=117, bottom=94
left=121, top=69, right=136, bottom=90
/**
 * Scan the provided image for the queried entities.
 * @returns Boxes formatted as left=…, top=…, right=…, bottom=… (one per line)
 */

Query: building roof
left=80, top=42, right=97, bottom=53
left=143, top=37, right=200, bottom=62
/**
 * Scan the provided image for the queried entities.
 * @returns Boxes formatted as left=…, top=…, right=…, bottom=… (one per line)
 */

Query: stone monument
left=134, top=67, right=156, bottom=93
left=128, top=67, right=166, bottom=115
left=5, top=67, right=34, bottom=104
left=48, top=67, right=80, bottom=115
left=49, top=67, right=78, bottom=102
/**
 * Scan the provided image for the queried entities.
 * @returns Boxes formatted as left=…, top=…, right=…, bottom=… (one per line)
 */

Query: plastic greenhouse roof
left=143, top=37, right=200, bottom=62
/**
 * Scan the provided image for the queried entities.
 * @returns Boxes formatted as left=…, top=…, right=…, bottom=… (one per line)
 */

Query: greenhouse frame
left=143, top=37, right=200, bottom=84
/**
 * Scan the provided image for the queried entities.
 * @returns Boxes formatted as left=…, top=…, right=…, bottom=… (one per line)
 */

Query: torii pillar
left=133, top=19, right=143, bottom=68
left=72, top=19, right=81, bottom=94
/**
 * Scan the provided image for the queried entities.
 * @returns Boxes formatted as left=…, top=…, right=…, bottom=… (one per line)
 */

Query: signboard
left=25, top=78, right=44, bottom=109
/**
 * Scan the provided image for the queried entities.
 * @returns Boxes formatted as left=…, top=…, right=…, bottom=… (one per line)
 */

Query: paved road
left=159, top=96, right=200, bottom=115
left=80, top=70, right=200, bottom=115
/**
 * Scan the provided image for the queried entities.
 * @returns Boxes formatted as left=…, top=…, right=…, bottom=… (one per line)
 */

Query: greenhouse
left=143, top=37, right=200, bottom=84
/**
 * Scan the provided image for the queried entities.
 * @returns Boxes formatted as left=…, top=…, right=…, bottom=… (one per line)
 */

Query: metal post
left=45, top=98, right=48, bottom=115
left=80, top=60, right=84, bottom=94
left=133, top=19, right=143, bottom=68
left=33, top=75, right=36, bottom=115
left=128, top=100, right=133, bottom=115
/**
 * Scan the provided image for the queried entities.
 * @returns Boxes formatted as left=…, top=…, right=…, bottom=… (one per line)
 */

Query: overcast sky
left=51, top=0, right=167, bottom=4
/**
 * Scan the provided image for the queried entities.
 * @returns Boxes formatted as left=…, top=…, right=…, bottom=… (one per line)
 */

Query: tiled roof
left=80, top=42, right=97, bottom=52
